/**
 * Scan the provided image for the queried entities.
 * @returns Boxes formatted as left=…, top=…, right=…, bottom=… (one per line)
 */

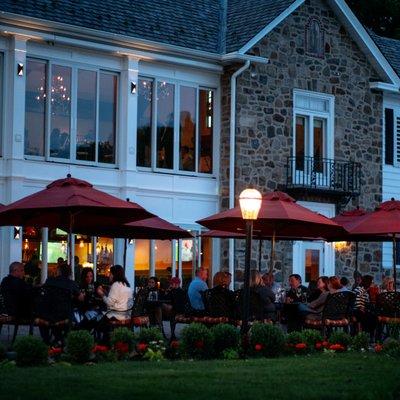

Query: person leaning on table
left=188, top=267, right=209, bottom=316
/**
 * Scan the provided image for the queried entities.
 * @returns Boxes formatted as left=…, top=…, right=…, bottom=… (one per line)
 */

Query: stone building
left=0, top=0, right=399, bottom=288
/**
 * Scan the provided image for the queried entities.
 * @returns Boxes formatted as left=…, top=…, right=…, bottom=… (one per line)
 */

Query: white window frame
left=137, top=74, right=216, bottom=177
left=24, top=57, right=119, bottom=168
left=392, top=108, right=400, bottom=168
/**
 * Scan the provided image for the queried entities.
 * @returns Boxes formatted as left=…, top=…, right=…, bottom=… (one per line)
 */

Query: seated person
left=328, top=276, right=343, bottom=293
left=187, top=267, right=209, bottom=316
left=37, top=263, right=83, bottom=344
left=262, top=272, right=281, bottom=296
left=206, top=271, right=235, bottom=318
left=381, top=276, right=395, bottom=293
left=134, top=276, right=163, bottom=328
left=353, top=275, right=377, bottom=337
left=306, top=280, right=321, bottom=302
left=0, top=261, right=33, bottom=319
left=340, top=276, right=351, bottom=291
left=284, top=274, right=308, bottom=332
left=74, top=268, right=101, bottom=329
left=298, top=276, right=329, bottom=321
left=96, top=265, right=133, bottom=344
left=250, top=270, right=275, bottom=320
left=286, top=274, right=308, bottom=303
left=97, top=265, right=133, bottom=320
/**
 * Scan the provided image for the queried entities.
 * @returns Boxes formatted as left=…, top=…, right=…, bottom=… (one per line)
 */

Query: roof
left=0, top=0, right=399, bottom=80
left=226, top=0, right=298, bottom=53
left=0, top=0, right=223, bottom=53
left=369, top=32, right=400, bottom=78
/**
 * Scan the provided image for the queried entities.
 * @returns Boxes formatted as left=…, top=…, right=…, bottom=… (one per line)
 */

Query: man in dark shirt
left=0, top=261, right=33, bottom=319
left=284, top=274, right=308, bottom=332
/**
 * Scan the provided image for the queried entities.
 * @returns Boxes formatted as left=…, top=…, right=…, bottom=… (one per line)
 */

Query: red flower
left=48, top=347, right=62, bottom=356
left=254, top=343, right=264, bottom=351
left=295, top=343, right=307, bottom=350
left=136, top=342, right=148, bottom=353
left=93, top=345, right=109, bottom=353
left=170, top=340, right=180, bottom=349
left=329, top=343, right=345, bottom=351
left=194, top=340, right=204, bottom=349
left=374, top=344, right=383, bottom=353
left=115, top=341, right=130, bottom=354
left=322, top=341, right=329, bottom=348
left=315, top=342, right=322, bottom=350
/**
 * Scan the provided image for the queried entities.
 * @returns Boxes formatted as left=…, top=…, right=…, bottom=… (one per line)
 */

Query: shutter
left=397, top=115, right=400, bottom=165
left=385, top=108, right=394, bottom=165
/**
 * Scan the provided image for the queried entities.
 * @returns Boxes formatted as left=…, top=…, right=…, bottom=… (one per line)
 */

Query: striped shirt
left=353, top=286, right=369, bottom=312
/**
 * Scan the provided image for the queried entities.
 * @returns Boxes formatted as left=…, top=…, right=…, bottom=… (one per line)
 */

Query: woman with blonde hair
left=381, top=276, right=395, bottom=293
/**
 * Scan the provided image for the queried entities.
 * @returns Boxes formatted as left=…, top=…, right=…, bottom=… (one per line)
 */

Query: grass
left=0, top=353, right=399, bottom=400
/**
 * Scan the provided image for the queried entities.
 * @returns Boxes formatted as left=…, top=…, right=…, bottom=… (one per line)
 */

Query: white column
left=41, top=228, right=48, bottom=284
left=178, top=239, right=183, bottom=284
left=92, top=236, right=97, bottom=281
left=171, top=239, right=177, bottom=277
left=113, top=238, right=124, bottom=266
left=125, top=240, right=135, bottom=288
left=149, top=239, right=155, bottom=277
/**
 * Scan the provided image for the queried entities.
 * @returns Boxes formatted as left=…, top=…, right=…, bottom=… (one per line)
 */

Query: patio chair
left=304, top=291, right=355, bottom=336
left=375, top=292, right=400, bottom=339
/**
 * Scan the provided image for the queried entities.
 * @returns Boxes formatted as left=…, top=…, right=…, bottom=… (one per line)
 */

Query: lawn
left=0, top=354, right=399, bottom=400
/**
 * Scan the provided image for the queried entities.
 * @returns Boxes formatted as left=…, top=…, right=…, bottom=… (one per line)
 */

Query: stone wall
left=219, top=0, right=384, bottom=287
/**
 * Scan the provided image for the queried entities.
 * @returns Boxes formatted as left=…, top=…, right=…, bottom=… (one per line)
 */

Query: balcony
left=285, top=156, right=361, bottom=199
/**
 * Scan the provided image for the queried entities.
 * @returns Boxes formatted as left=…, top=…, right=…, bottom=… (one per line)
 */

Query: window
left=137, top=77, right=215, bottom=174
left=293, top=90, right=334, bottom=177
left=0, top=53, right=3, bottom=156
left=386, top=107, right=400, bottom=167
left=305, top=18, right=324, bottom=58
left=25, top=58, right=118, bottom=165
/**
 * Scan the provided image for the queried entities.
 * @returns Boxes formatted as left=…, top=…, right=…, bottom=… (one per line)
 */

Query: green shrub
left=211, top=324, right=240, bottom=357
left=351, top=332, right=370, bottom=352
left=0, top=342, right=5, bottom=361
left=13, top=336, right=48, bottom=367
left=222, top=348, right=240, bottom=360
left=286, top=331, right=304, bottom=346
left=110, top=327, right=135, bottom=352
left=383, top=338, right=400, bottom=358
left=181, top=323, right=214, bottom=359
left=328, top=331, right=352, bottom=348
left=249, top=323, right=285, bottom=357
left=136, top=327, right=163, bottom=345
left=388, top=323, right=400, bottom=340
left=164, top=340, right=181, bottom=360
left=301, top=329, right=323, bottom=348
left=65, top=330, right=94, bottom=363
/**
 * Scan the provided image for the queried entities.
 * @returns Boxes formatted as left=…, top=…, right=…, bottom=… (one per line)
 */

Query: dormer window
left=305, top=18, right=324, bottom=58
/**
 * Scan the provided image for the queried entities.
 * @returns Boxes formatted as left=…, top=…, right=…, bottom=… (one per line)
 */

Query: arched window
left=305, top=18, right=324, bottom=58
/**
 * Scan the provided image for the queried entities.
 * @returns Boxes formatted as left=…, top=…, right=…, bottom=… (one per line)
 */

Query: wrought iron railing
left=286, top=156, right=361, bottom=195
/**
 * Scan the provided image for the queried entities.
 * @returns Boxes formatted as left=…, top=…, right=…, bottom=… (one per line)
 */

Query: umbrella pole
left=393, top=234, right=397, bottom=292
left=355, top=242, right=359, bottom=273
left=269, top=230, right=276, bottom=274
left=258, top=239, right=262, bottom=272
left=69, top=214, right=75, bottom=279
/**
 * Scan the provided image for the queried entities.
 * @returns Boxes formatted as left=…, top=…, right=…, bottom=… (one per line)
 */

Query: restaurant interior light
left=239, top=188, right=262, bottom=220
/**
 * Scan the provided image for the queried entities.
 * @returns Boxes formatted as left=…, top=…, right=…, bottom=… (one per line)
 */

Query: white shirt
left=103, top=282, right=133, bottom=320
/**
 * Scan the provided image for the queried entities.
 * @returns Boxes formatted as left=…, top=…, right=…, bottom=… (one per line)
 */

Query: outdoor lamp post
left=239, top=188, right=262, bottom=337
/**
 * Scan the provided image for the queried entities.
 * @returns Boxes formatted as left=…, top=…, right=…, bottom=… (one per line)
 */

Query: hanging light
left=79, top=240, right=84, bottom=248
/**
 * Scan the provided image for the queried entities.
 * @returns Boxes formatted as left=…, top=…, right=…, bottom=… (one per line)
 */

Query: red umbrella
left=347, top=199, right=400, bottom=290
left=0, top=175, right=154, bottom=263
left=78, top=216, right=193, bottom=240
left=197, top=191, right=346, bottom=272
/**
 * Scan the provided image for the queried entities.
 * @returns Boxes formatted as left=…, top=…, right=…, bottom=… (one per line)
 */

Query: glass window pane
left=155, top=240, right=172, bottom=289
left=199, top=89, right=213, bottom=173
left=181, top=238, right=194, bottom=287
left=74, top=234, right=93, bottom=282
left=25, top=60, right=46, bottom=156
left=76, top=70, right=96, bottom=162
left=135, top=239, right=150, bottom=289
left=47, top=228, right=68, bottom=278
left=96, top=237, right=114, bottom=284
left=0, top=54, right=3, bottom=156
left=50, top=65, right=71, bottom=159
left=295, top=116, right=305, bottom=170
left=137, top=78, right=153, bottom=167
left=179, top=86, right=196, bottom=172
left=305, top=249, right=320, bottom=283
left=98, top=73, right=117, bottom=164
left=156, top=82, right=174, bottom=169
left=22, top=226, right=42, bottom=285
left=313, top=118, right=324, bottom=172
